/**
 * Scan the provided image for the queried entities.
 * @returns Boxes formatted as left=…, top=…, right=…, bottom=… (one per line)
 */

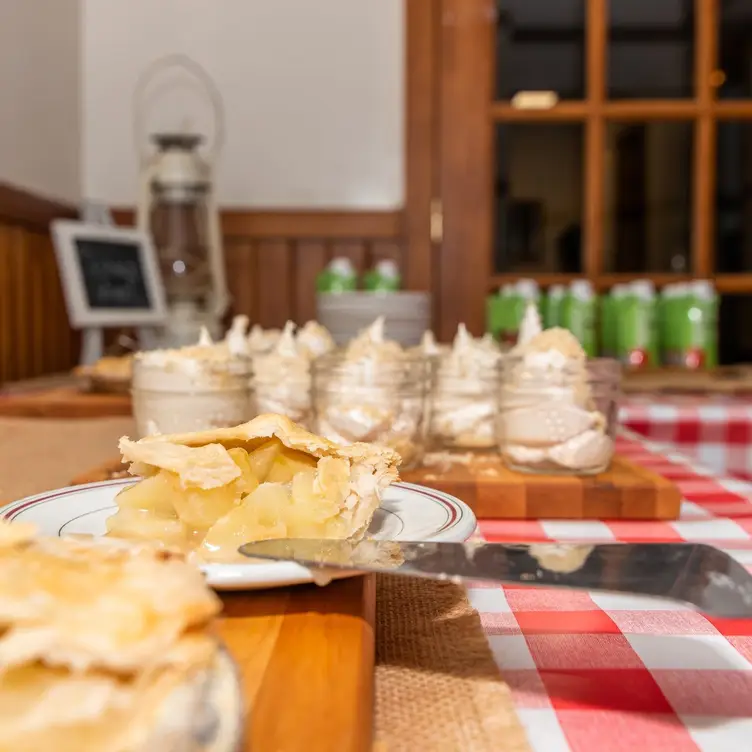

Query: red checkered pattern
left=472, top=434, right=752, bottom=751
left=621, top=394, right=752, bottom=481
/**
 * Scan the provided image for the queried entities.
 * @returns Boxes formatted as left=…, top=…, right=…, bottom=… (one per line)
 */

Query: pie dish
left=0, top=521, right=241, bottom=752
left=74, top=355, right=133, bottom=394
left=107, top=414, right=401, bottom=563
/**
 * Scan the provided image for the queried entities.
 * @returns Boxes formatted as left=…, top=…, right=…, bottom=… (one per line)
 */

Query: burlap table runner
left=375, top=576, right=530, bottom=751
left=0, top=417, right=530, bottom=751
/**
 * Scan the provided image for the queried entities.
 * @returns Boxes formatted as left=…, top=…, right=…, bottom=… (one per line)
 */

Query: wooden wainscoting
left=0, top=184, right=78, bottom=383
left=114, top=209, right=406, bottom=329
left=0, top=198, right=405, bottom=385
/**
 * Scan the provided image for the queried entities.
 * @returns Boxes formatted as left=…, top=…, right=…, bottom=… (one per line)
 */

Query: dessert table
left=1, top=417, right=752, bottom=750
left=621, top=394, right=752, bottom=481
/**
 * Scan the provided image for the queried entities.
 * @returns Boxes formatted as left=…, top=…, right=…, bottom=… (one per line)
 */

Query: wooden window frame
left=420, top=0, right=752, bottom=338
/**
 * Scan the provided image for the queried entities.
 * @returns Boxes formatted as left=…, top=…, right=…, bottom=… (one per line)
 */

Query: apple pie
left=107, top=413, right=401, bottom=562
left=0, top=521, right=229, bottom=752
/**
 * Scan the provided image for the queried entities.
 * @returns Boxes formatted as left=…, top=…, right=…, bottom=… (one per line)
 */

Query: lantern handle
left=133, top=54, right=225, bottom=164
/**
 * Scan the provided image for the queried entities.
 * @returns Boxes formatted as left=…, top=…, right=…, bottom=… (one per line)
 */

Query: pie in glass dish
left=106, top=413, right=401, bottom=563
left=0, top=521, right=240, bottom=752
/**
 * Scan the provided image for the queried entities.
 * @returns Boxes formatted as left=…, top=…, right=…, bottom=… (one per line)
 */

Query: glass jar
left=252, top=369, right=312, bottom=428
left=429, top=358, right=501, bottom=450
left=311, top=353, right=431, bottom=469
left=498, top=356, right=621, bottom=475
left=132, top=354, right=252, bottom=437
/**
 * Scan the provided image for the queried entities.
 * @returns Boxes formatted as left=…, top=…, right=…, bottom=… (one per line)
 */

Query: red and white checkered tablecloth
left=620, top=394, right=752, bottom=481
left=471, top=433, right=752, bottom=752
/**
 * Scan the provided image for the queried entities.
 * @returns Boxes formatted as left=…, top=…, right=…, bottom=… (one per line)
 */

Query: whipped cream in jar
left=131, top=333, right=252, bottom=437
left=429, top=325, right=502, bottom=450
left=251, top=321, right=315, bottom=428
left=498, top=327, right=620, bottom=475
left=311, top=318, right=431, bottom=468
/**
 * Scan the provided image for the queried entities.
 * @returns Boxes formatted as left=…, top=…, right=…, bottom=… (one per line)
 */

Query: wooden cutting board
left=74, top=451, right=682, bottom=522
left=403, top=454, right=682, bottom=520
left=67, top=464, right=374, bottom=752
left=219, top=576, right=374, bottom=752
left=0, top=384, right=131, bottom=418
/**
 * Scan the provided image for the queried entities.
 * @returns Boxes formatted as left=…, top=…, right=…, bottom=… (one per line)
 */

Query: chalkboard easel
left=51, top=220, right=168, bottom=364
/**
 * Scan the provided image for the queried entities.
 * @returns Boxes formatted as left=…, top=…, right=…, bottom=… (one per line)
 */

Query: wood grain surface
left=219, top=576, right=375, bottom=752
left=404, top=454, right=682, bottom=520
left=0, top=385, right=131, bottom=418
left=73, top=451, right=682, bottom=522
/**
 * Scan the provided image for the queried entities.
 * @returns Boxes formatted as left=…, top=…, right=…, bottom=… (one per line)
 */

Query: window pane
left=718, top=1, right=752, bottom=98
left=493, top=124, right=583, bottom=273
left=716, top=122, right=752, bottom=272
left=496, top=0, right=585, bottom=100
left=608, top=0, right=694, bottom=98
left=604, top=122, right=692, bottom=272
left=719, top=295, right=752, bottom=363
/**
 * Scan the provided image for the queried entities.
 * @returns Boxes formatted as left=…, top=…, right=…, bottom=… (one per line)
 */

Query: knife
left=239, top=539, right=752, bottom=618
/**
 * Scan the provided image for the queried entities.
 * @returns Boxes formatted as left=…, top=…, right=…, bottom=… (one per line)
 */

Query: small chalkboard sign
left=51, top=220, right=167, bottom=328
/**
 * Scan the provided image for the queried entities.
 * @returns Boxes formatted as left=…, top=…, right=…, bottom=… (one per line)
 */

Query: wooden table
left=0, top=377, right=131, bottom=418
left=219, top=577, right=375, bottom=751
left=12, top=464, right=379, bottom=752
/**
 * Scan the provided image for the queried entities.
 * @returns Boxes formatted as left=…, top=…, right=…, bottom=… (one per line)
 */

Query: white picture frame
left=51, top=220, right=168, bottom=328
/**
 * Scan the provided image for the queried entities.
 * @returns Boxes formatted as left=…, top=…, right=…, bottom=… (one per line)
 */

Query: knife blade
left=239, top=539, right=752, bottom=618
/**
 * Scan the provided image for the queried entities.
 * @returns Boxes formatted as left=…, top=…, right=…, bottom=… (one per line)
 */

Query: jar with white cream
left=428, top=324, right=502, bottom=450
left=131, top=345, right=252, bottom=437
left=251, top=322, right=315, bottom=428
left=310, top=318, right=430, bottom=468
left=498, top=342, right=620, bottom=475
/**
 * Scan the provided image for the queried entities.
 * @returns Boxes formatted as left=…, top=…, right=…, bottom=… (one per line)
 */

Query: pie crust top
left=0, top=521, right=222, bottom=752
left=111, top=414, right=401, bottom=562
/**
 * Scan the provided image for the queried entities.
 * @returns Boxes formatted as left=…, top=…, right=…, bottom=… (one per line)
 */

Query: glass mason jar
left=429, top=358, right=501, bottom=450
left=311, top=352, right=432, bottom=469
left=498, top=356, right=621, bottom=475
left=131, top=354, right=252, bottom=437
left=251, top=368, right=312, bottom=429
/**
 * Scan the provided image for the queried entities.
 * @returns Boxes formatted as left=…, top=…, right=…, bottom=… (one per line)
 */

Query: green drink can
left=543, top=284, right=565, bottom=328
left=316, top=257, right=357, bottom=293
left=363, top=259, right=401, bottom=292
left=560, top=280, right=597, bottom=357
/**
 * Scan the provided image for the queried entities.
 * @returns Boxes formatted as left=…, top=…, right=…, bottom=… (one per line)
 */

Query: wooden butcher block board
left=69, top=465, right=375, bottom=752
left=0, top=382, right=131, bottom=418
left=403, top=453, right=682, bottom=520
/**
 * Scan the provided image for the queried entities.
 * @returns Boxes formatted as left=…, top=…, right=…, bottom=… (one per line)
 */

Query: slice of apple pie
left=0, top=521, right=233, bottom=752
left=107, top=413, right=401, bottom=562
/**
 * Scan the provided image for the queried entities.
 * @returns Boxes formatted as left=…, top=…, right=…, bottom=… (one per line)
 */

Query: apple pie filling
left=106, top=415, right=400, bottom=563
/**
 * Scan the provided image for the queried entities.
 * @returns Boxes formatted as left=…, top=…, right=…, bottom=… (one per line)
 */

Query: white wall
left=82, top=0, right=404, bottom=208
left=0, top=0, right=81, bottom=202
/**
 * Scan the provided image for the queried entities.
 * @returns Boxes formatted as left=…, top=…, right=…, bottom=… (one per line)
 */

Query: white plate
left=1, top=479, right=476, bottom=590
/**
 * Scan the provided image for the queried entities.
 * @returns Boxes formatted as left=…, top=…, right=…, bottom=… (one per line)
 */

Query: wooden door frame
left=403, top=0, right=495, bottom=340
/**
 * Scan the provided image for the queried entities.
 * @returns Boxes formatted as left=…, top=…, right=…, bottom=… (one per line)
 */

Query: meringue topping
left=499, top=325, right=616, bottom=474
left=429, top=323, right=502, bottom=449
left=252, top=321, right=313, bottom=426
left=247, top=324, right=282, bottom=356
left=313, top=319, right=426, bottom=468
left=297, top=320, right=336, bottom=359
left=223, top=315, right=251, bottom=357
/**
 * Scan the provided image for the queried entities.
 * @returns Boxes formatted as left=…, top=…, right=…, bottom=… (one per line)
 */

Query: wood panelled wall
left=115, top=209, right=406, bottom=329
left=0, top=191, right=405, bottom=384
left=223, top=212, right=403, bottom=328
left=0, top=184, right=78, bottom=384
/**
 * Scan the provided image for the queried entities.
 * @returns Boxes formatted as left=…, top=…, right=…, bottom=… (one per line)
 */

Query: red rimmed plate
left=1, top=480, right=476, bottom=591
